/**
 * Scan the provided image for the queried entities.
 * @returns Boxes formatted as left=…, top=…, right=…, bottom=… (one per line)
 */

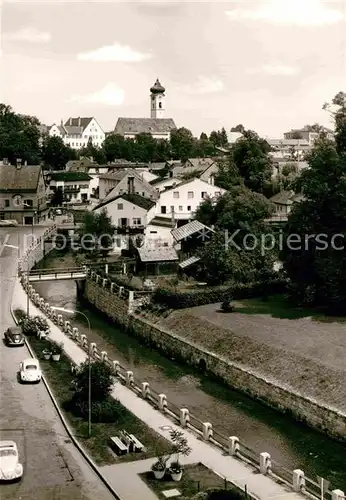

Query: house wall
left=154, top=179, right=225, bottom=220
left=123, top=132, right=170, bottom=140
left=144, top=224, right=174, bottom=248
left=49, top=118, right=105, bottom=150
left=94, top=197, right=148, bottom=228
left=49, top=179, right=92, bottom=203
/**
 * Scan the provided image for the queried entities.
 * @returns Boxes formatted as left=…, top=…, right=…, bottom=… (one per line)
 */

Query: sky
left=1, top=0, right=346, bottom=138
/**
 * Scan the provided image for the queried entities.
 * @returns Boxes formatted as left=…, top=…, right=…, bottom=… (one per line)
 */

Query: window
left=173, top=191, right=179, bottom=199
left=187, top=191, right=194, bottom=199
left=117, top=203, right=123, bottom=210
left=187, top=206, right=191, bottom=211
left=179, top=206, right=183, bottom=211
left=161, top=206, right=166, bottom=214
left=24, top=199, right=33, bottom=208
left=133, top=218, right=142, bottom=225
left=201, top=191, right=207, bottom=199
left=5, top=199, right=10, bottom=207
left=150, top=230, right=158, bottom=234
left=159, top=102, right=162, bottom=109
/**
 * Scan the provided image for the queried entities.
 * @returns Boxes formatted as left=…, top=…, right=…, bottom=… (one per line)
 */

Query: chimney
left=61, top=119, right=63, bottom=126
left=69, top=117, right=72, bottom=125
left=16, top=159, right=22, bottom=169
left=128, top=176, right=135, bottom=194
left=78, top=117, right=81, bottom=126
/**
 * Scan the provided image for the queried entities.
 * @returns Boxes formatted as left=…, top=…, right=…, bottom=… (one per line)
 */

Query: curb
left=10, top=301, right=122, bottom=500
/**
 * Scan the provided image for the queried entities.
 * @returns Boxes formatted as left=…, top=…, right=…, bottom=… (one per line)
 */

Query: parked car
left=4, top=327, right=24, bottom=347
left=0, top=220, right=18, bottom=227
left=19, top=358, right=42, bottom=383
left=0, top=441, right=23, bottom=481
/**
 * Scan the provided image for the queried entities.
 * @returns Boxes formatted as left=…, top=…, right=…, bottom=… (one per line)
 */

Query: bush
left=21, top=315, right=49, bottom=336
left=152, top=279, right=288, bottom=309
left=67, top=396, right=126, bottom=423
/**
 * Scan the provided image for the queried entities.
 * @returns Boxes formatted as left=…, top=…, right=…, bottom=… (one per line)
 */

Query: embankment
left=84, top=277, right=346, bottom=442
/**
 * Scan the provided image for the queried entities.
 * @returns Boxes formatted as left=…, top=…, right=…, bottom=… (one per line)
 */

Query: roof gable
left=94, top=193, right=156, bottom=211
left=160, top=177, right=224, bottom=194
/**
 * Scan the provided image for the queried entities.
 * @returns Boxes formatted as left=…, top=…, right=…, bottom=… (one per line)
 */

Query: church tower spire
left=150, top=78, right=165, bottom=119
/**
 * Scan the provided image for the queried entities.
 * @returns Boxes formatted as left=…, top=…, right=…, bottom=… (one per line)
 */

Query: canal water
left=33, top=254, right=346, bottom=490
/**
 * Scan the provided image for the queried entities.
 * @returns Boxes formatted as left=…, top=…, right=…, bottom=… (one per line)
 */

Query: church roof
left=150, top=78, right=165, bottom=94
left=114, top=118, right=176, bottom=136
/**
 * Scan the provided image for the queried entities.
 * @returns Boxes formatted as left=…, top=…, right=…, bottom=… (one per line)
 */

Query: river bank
left=32, top=251, right=346, bottom=490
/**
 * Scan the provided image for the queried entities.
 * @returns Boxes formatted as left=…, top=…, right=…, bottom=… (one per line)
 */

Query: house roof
left=49, top=171, right=92, bottom=182
left=171, top=220, right=215, bottom=242
left=0, top=165, right=42, bottom=192
left=186, top=158, right=215, bottom=170
left=137, top=246, right=178, bottom=263
left=94, top=193, right=156, bottom=211
left=114, top=118, right=176, bottom=136
left=269, top=190, right=295, bottom=205
left=64, top=117, right=93, bottom=130
left=161, top=176, right=223, bottom=195
left=150, top=78, right=165, bottom=94
left=66, top=158, right=97, bottom=171
left=179, top=256, right=201, bottom=269
left=99, top=170, right=128, bottom=182
left=149, top=177, right=181, bottom=186
left=148, top=216, right=175, bottom=228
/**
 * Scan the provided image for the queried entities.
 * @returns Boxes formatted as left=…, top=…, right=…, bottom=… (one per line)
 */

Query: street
left=0, top=227, right=114, bottom=500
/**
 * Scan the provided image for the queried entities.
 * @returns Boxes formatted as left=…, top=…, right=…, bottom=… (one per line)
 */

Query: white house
left=93, top=193, right=155, bottom=229
left=47, top=171, right=93, bottom=204
left=152, top=178, right=226, bottom=220
left=144, top=216, right=175, bottom=249
left=49, top=117, right=105, bottom=149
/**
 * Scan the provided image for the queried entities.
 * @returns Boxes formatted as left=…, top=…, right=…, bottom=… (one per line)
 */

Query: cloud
left=180, top=76, right=224, bottom=95
left=226, top=0, right=344, bottom=26
left=77, top=42, right=153, bottom=62
left=68, top=83, right=125, bottom=106
left=3, top=27, right=51, bottom=43
left=247, top=65, right=300, bottom=76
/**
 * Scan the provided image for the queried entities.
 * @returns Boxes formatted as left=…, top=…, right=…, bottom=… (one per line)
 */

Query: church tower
left=150, top=78, right=165, bottom=119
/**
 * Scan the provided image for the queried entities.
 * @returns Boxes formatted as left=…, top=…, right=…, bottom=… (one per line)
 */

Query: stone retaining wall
left=84, top=278, right=346, bottom=442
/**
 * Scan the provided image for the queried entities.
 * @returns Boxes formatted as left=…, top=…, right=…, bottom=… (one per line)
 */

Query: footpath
left=12, top=278, right=305, bottom=500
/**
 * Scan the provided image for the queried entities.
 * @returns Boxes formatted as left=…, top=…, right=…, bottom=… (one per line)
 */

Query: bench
left=110, top=436, right=128, bottom=455
left=119, top=430, right=132, bottom=447
left=128, top=434, right=144, bottom=452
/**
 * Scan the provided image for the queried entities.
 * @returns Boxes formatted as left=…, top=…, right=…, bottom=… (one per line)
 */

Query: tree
left=72, top=360, right=114, bottom=402
left=79, top=208, right=116, bottom=257
left=50, top=187, right=64, bottom=206
left=79, top=137, right=106, bottom=164
left=231, top=130, right=273, bottom=193
left=170, top=127, right=195, bottom=161
left=42, top=136, right=76, bottom=169
left=103, top=134, right=126, bottom=162
left=0, top=104, right=41, bottom=164
left=231, top=124, right=245, bottom=133
left=195, top=188, right=275, bottom=285
left=282, top=92, right=346, bottom=312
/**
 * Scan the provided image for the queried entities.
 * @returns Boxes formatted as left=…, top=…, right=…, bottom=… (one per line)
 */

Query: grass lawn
left=140, top=462, right=241, bottom=499
left=26, top=334, right=172, bottom=466
left=232, top=294, right=346, bottom=322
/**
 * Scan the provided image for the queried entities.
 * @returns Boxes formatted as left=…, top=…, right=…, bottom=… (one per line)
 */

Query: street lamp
left=51, top=306, right=92, bottom=438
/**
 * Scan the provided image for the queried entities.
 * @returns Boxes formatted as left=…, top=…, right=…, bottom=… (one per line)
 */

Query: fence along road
left=0, top=227, right=114, bottom=500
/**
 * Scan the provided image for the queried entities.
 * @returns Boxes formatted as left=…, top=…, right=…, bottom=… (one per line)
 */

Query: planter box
left=52, top=354, right=61, bottom=361
left=153, top=469, right=166, bottom=480
left=43, top=352, right=51, bottom=360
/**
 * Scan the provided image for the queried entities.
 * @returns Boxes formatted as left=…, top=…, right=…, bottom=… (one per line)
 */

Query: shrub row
left=152, top=279, right=288, bottom=309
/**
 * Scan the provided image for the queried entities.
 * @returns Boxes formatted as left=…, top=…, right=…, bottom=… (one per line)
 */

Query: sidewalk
left=12, top=279, right=304, bottom=500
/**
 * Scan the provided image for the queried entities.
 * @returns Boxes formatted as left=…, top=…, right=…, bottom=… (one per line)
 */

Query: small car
left=0, top=441, right=23, bottom=481
left=19, top=358, right=42, bottom=383
left=4, top=327, right=24, bottom=347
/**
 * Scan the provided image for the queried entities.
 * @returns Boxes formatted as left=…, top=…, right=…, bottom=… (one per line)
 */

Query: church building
left=113, top=79, right=177, bottom=140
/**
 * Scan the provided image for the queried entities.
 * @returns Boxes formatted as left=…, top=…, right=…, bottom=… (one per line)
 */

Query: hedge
left=152, top=279, right=288, bottom=309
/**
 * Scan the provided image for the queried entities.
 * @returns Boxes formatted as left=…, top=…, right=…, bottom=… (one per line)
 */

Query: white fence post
left=293, top=470, right=306, bottom=492
left=141, top=382, right=150, bottom=399
left=126, top=370, right=134, bottom=385
left=158, top=394, right=167, bottom=411
left=180, top=408, right=190, bottom=427
left=202, top=422, right=213, bottom=440
left=260, top=452, right=272, bottom=475
left=228, top=436, right=239, bottom=456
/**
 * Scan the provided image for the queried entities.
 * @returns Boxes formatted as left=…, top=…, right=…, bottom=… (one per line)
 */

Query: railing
left=17, top=236, right=345, bottom=500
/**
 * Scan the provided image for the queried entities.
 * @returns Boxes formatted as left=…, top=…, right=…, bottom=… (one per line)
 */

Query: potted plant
left=42, top=348, right=52, bottom=360
left=151, top=454, right=168, bottom=480
left=168, top=430, right=191, bottom=482
left=51, top=341, right=63, bottom=361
